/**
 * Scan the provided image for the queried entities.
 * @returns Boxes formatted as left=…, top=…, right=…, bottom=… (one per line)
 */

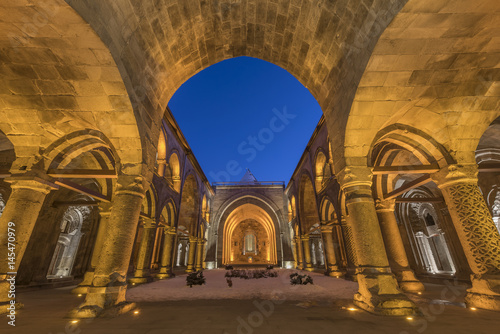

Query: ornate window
left=244, top=233, right=256, bottom=253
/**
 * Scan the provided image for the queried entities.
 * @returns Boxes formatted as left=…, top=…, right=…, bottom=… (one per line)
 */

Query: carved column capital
left=375, top=198, right=396, bottom=212
left=320, top=224, right=334, bottom=233
left=164, top=226, right=177, bottom=235
left=337, top=166, right=373, bottom=191
left=140, top=217, right=156, bottom=229
left=431, top=164, right=478, bottom=189
left=115, top=175, right=147, bottom=198
left=300, top=234, right=310, bottom=241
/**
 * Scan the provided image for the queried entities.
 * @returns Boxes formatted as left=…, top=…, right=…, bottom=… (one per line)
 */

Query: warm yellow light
left=347, top=307, right=357, bottom=311
left=406, top=317, right=413, bottom=321
left=77, top=294, right=82, bottom=297
left=133, top=310, right=140, bottom=315
left=417, top=292, right=422, bottom=295
left=470, top=307, right=477, bottom=311
left=71, top=320, right=79, bottom=324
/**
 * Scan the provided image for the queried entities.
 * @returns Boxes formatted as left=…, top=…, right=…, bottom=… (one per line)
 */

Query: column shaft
left=434, top=165, right=500, bottom=311
left=186, top=236, right=197, bottom=272
left=0, top=178, right=54, bottom=313
left=70, top=175, right=146, bottom=318
left=129, top=219, right=156, bottom=284
left=195, top=239, right=205, bottom=271
left=339, top=166, right=417, bottom=315
left=157, top=228, right=176, bottom=279
left=72, top=204, right=111, bottom=294
left=321, top=225, right=343, bottom=277
left=376, top=200, right=424, bottom=292
left=301, top=235, right=313, bottom=271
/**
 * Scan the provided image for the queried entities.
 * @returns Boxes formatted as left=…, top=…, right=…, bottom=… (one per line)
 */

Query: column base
left=465, top=276, right=500, bottom=311
left=0, top=301, right=23, bottom=315
left=396, top=270, right=425, bottom=293
left=68, top=301, right=136, bottom=319
left=71, top=285, right=90, bottom=295
left=195, top=266, right=202, bottom=271
left=304, top=265, right=314, bottom=272
left=185, top=266, right=195, bottom=273
left=354, top=272, right=419, bottom=316
left=128, top=277, right=151, bottom=285
left=68, top=285, right=129, bottom=318
left=327, top=271, right=345, bottom=278
left=156, top=273, right=173, bottom=279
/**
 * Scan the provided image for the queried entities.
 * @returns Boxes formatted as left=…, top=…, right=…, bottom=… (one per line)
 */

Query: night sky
left=169, top=56, right=323, bottom=184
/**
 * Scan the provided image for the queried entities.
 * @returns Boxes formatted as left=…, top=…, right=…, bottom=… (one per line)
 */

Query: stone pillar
left=70, top=175, right=146, bottom=318
left=156, top=227, right=177, bottom=279
left=157, top=159, right=167, bottom=177
left=195, top=238, right=205, bottom=271
left=301, top=235, right=314, bottom=271
left=128, top=218, right=156, bottom=284
left=72, top=203, right=112, bottom=294
left=0, top=177, right=55, bottom=314
left=291, top=236, right=298, bottom=267
left=338, top=166, right=417, bottom=315
left=202, top=240, right=207, bottom=269
left=433, top=164, right=500, bottom=311
left=295, top=236, right=304, bottom=269
left=321, top=224, right=343, bottom=277
left=376, top=199, right=424, bottom=293
left=186, top=235, right=197, bottom=273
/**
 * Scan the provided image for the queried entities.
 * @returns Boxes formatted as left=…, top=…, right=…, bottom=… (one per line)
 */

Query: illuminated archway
left=222, top=203, right=277, bottom=265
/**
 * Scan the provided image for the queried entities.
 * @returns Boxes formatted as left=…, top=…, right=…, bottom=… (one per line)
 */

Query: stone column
left=0, top=177, right=55, bottom=314
left=70, top=175, right=146, bottom=318
left=202, top=240, right=207, bottom=269
left=128, top=218, right=156, bottom=284
left=72, top=203, right=112, bottom=294
left=157, top=159, right=167, bottom=177
left=376, top=199, right=424, bottom=293
left=433, top=164, right=500, bottom=311
left=321, top=224, right=343, bottom=277
left=301, top=235, right=314, bottom=271
left=186, top=235, right=197, bottom=273
left=195, top=238, right=205, bottom=271
left=295, top=236, right=304, bottom=269
left=156, top=227, right=177, bottom=279
left=338, top=166, right=417, bottom=315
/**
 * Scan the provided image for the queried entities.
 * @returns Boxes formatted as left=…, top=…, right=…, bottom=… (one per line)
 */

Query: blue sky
left=169, top=56, right=323, bottom=184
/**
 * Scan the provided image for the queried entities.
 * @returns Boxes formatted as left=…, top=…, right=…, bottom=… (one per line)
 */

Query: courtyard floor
left=2, top=269, right=500, bottom=334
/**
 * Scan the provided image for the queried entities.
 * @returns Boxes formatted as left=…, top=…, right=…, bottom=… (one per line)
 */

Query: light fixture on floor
left=77, top=294, right=82, bottom=297
left=71, top=320, right=79, bottom=324
left=347, top=307, right=357, bottom=311
left=417, top=292, right=422, bottom=295
left=470, top=307, right=477, bottom=311
left=133, top=310, right=140, bottom=315
left=406, top=317, right=413, bottom=321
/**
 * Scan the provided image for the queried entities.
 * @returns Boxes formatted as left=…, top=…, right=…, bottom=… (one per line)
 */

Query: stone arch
left=141, top=185, right=157, bottom=219
left=370, top=124, right=455, bottom=199
left=0, top=0, right=142, bottom=175
left=0, top=130, right=16, bottom=172
left=178, top=174, right=199, bottom=236
left=345, top=0, right=500, bottom=170
left=156, top=123, right=168, bottom=177
left=168, top=152, right=181, bottom=192
left=476, top=116, right=500, bottom=233
left=160, top=200, right=176, bottom=228
left=319, top=196, right=337, bottom=223
left=314, top=149, right=328, bottom=192
left=217, top=197, right=281, bottom=266
left=298, top=173, right=320, bottom=233
left=63, top=0, right=409, bottom=176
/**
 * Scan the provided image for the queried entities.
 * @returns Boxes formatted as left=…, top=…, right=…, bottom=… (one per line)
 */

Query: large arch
left=298, top=173, right=320, bottom=233
left=0, top=0, right=142, bottom=175
left=215, top=195, right=284, bottom=267
left=64, top=0, right=409, bottom=175
left=345, top=0, right=500, bottom=169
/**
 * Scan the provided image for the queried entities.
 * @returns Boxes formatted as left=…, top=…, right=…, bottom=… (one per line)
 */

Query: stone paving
left=2, top=280, right=500, bottom=334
